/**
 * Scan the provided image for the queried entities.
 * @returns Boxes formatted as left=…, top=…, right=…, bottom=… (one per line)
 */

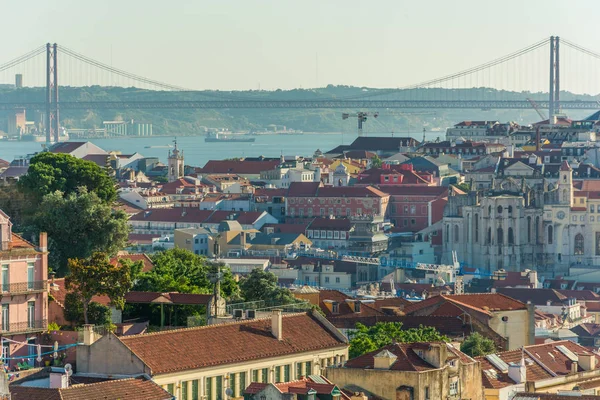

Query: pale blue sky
left=2, top=0, right=600, bottom=91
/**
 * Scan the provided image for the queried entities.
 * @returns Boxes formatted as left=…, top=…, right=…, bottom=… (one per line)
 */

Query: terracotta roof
left=477, top=349, right=553, bottom=389
left=316, top=186, right=388, bottom=198
left=307, top=218, right=352, bottom=230
left=570, top=323, right=600, bottom=337
left=557, top=289, right=600, bottom=301
left=495, top=288, right=568, bottom=306
left=345, top=342, right=472, bottom=371
left=403, top=293, right=527, bottom=317
left=124, top=291, right=212, bottom=305
left=110, top=254, right=154, bottom=273
left=262, top=223, right=309, bottom=234
left=129, top=208, right=264, bottom=226
left=50, top=278, right=111, bottom=307
left=317, top=290, right=385, bottom=319
left=118, top=312, right=347, bottom=375
left=10, top=377, right=172, bottom=400
left=199, top=160, right=280, bottom=174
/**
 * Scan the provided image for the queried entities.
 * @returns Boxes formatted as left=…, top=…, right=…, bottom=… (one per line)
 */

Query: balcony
left=0, top=281, right=47, bottom=296
left=0, top=319, right=48, bottom=335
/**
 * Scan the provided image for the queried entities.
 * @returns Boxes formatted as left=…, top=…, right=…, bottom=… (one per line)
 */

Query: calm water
left=0, top=131, right=426, bottom=166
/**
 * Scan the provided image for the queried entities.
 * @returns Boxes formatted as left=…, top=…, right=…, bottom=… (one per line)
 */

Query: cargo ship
left=205, top=132, right=255, bottom=143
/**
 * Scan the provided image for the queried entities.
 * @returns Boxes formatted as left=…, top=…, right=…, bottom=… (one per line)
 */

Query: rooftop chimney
left=39, top=232, right=48, bottom=252
left=82, top=324, right=96, bottom=346
left=571, top=361, right=579, bottom=374
left=373, top=349, right=397, bottom=370
left=272, top=309, right=283, bottom=340
left=508, top=358, right=527, bottom=384
left=579, top=353, right=596, bottom=371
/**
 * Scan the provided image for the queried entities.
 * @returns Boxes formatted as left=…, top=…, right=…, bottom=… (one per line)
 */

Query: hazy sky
left=2, top=0, right=600, bottom=91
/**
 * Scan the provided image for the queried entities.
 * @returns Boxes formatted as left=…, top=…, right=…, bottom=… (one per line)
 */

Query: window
left=327, top=231, right=333, bottom=239
left=284, top=365, right=290, bottom=381
left=1, top=265, right=7, bottom=293
left=1, top=304, right=8, bottom=331
left=275, top=366, right=281, bottom=383
left=195, top=238, right=199, bottom=244
left=27, top=301, right=35, bottom=328
left=261, top=368, right=268, bottom=383
left=474, top=214, right=479, bottom=243
left=410, top=205, right=416, bottom=215
left=592, top=205, right=596, bottom=213
left=335, top=277, right=340, bottom=283
left=548, top=225, right=553, bottom=244
left=252, top=369, right=259, bottom=382
left=167, top=384, right=175, bottom=395
left=334, top=231, right=340, bottom=239
left=325, top=277, right=330, bottom=283
left=181, top=381, right=189, bottom=400
left=321, top=230, right=326, bottom=238
left=575, top=233, right=585, bottom=255
left=424, top=386, right=430, bottom=400
left=497, top=227, right=504, bottom=246
left=1, top=342, right=8, bottom=365
left=450, top=381, right=458, bottom=396
left=27, top=263, right=34, bottom=290
left=527, top=216, right=532, bottom=242
left=508, top=205, right=513, bottom=214
left=314, top=230, right=320, bottom=239
left=239, top=373, right=246, bottom=396
left=454, top=225, right=459, bottom=243
left=404, top=220, right=408, bottom=227
left=346, top=208, right=351, bottom=216
left=446, top=224, right=450, bottom=243
left=411, top=219, right=416, bottom=225
left=404, top=205, right=409, bottom=213
left=332, top=302, right=339, bottom=314
left=497, top=205, right=503, bottom=214
left=508, top=227, right=514, bottom=245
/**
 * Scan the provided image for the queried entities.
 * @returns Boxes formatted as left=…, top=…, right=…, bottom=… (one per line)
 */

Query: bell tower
left=558, top=161, right=573, bottom=206
left=168, top=139, right=184, bottom=182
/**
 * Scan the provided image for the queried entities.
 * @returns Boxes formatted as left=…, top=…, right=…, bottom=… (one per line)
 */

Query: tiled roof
left=118, top=312, right=347, bottom=375
left=50, top=278, right=111, bottom=307
left=379, top=186, right=448, bottom=197
left=403, top=293, right=527, bottom=317
left=557, top=289, right=600, bottom=301
left=287, top=182, right=321, bottom=197
left=48, top=141, right=87, bottom=154
left=262, top=223, right=309, bottom=234
left=316, top=186, right=388, bottom=198
left=129, top=208, right=263, bottom=225
left=345, top=342, right=472, bottom=371
left=317, top=290, right=385, bottom=319
left=199, top=160, right=280, bottom=174
left=10, top=377, right=172, bottom=400
left=124, top=291, right=212, bottom=305
left=110, top=254, right=154, bottom=273
left=478, top=349, right=553, bottom=389
left=513, top=393, right=600, bottom=400
left=570, top=323, right=600, bottom=337
left=244, top=376, right=346, bottom=399
left=495, top=288, right=567, bottom=306
left=345, top=136, right=420, bottom=151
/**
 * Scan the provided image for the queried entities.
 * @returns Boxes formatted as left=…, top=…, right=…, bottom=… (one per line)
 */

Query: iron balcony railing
left=0, top=281, right=47, bottom=295
left=0, top=319, right=48, bottom=334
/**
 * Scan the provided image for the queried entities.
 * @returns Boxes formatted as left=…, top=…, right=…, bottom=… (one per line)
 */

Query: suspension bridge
left=2, top=36, right=600, bottom=142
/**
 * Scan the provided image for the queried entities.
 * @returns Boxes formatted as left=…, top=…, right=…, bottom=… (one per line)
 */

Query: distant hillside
left=0, top=85, right=597, bottom=135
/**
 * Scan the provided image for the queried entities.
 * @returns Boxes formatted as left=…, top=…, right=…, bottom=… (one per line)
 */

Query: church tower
left=168, top=140, right=184, bottom=182
left=558, top=160, right=573, bottom=206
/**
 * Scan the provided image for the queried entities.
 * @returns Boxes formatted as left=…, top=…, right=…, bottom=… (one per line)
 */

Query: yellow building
left=77, top=311, right=348, bottom=400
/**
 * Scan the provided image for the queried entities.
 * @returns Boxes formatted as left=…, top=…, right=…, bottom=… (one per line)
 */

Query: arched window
left=445, top=224, right=449, bottom=243
left=527, top=216, right=532, bottom=243
left=497, top=206, right=503, bottom=214
left=548, top=225, right=553, bottom=245
left=454, top=225, right=459, bottom=243
left=535, top=216, right=540, bottom=244
left=497, top=227, right=504, bottom=245
left=575, top=233, right=584, bottom=255
left=487, top=228, right=492, bottom=245
left=508, top=227, right=514, bottom=245
left=474, top=213, right=479, bottom=243
left=508, top=205, right=513, bottom=214
left=488, top=206, right=492, bottom=216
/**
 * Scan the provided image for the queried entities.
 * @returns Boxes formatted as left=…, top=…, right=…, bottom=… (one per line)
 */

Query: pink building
left=0, top=210, right=48, bottom=368
left=285, top=183, right=389, bottom=221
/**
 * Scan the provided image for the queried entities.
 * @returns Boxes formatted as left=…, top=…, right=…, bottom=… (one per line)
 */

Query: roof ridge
left=120, top=311, right=311, bottom=340
left=60, top=377, right=136, bottom=391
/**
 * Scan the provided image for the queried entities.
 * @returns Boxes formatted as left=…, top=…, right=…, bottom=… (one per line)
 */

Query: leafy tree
left=370, top=155, right=383, bottom=169
left=239, top=269, right=297, bottom=305
left=18, top=152, right=117, bottom=204
left=30, top=189, right=130, bottom=274
left=0, top=183, right=31, bottom=231
left=349, top=322, right=449, bottom=358
left=453, top=182, right=471, bottom=192
left=65, top=252, right=133, bottom=325
left=126, top=248, right=239, bottom=326
left=460, top=333, right=496, bottom=357
left=63, top=293, right=111, bottom=326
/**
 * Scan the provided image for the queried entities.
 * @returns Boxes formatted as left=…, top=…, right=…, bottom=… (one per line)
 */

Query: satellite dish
left=64, top=364, right=73, bottom=377
left=225, top=388, right=233, bottom=397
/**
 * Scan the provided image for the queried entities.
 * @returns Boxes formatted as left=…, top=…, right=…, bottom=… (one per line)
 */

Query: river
left=0, top=131, right=428, bottom=166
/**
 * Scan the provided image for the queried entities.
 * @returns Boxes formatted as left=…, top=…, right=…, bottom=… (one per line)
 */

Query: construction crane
left=526, top=98, right=547, bottom=121
left=342, top=112, right=379, bottom=137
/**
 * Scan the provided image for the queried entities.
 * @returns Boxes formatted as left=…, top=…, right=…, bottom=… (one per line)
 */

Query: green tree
left=0, top=183, right=31, bottom=231
left=460, top=333, right=496, bottom=357
left=127, top=248, right=239, bottom=326
left=30, top=189, right=130, bottom=274
left=18, top=152, right=116, bottom=204
left=239, top=269, right=297, bottom=305
left=63, top=293, right=111, bottom=326
left=370, top=155, right=383, bottom=169
left=65, top=252, right=133, bottom=325
left=349, top=322, right=449, bottom=358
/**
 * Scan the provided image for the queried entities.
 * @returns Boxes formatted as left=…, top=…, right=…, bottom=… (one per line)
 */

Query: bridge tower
left=549, top=36, right=560, bottom=120
left=45, top=43, right=59, bottom=143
